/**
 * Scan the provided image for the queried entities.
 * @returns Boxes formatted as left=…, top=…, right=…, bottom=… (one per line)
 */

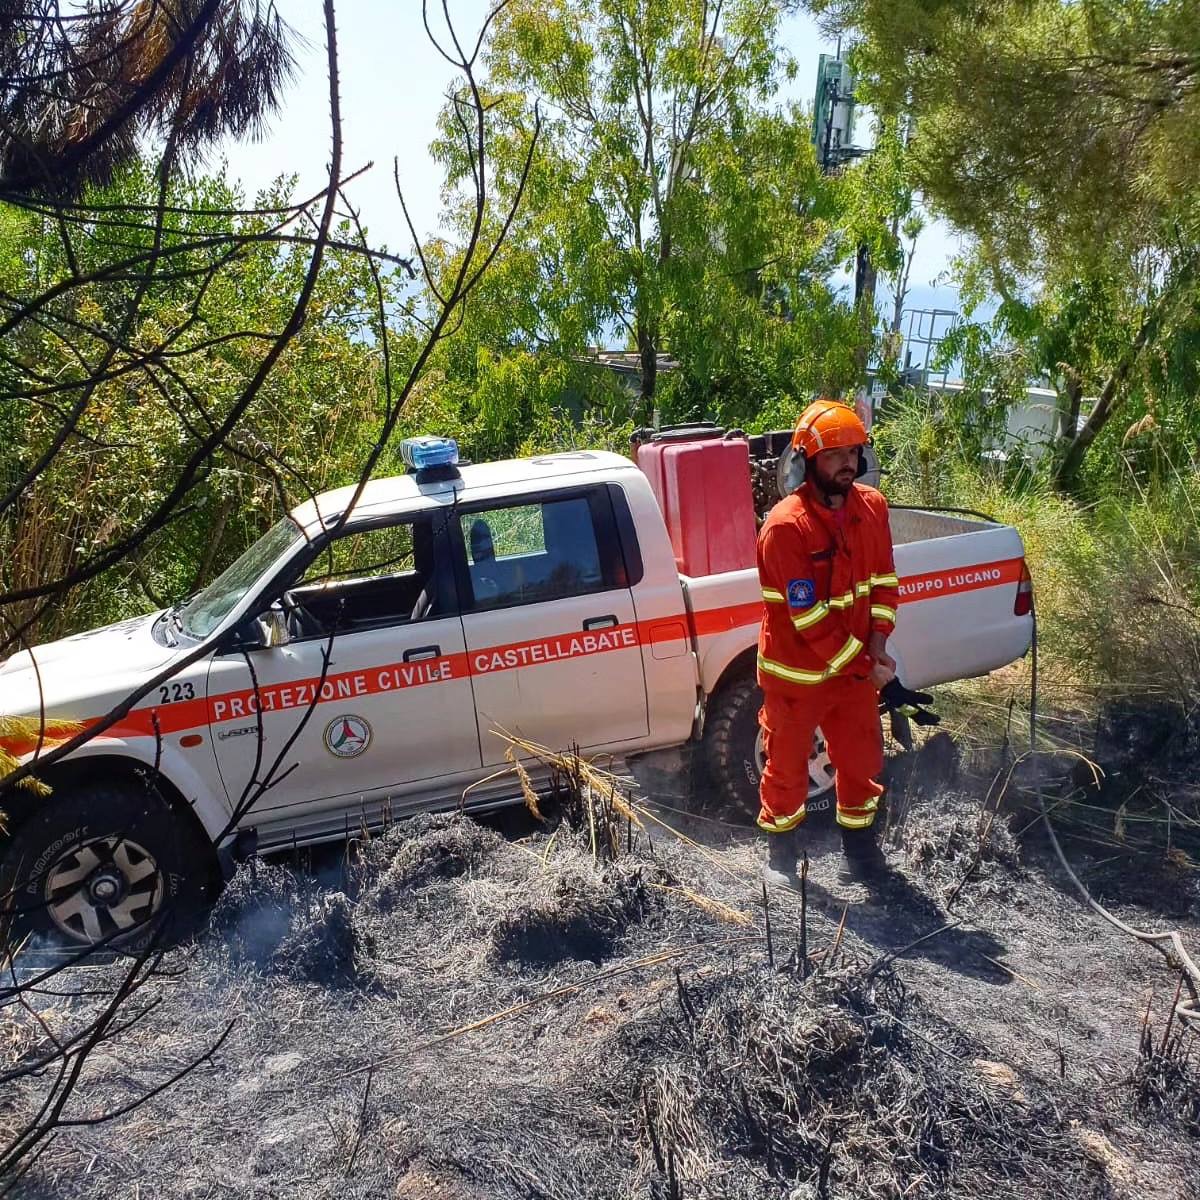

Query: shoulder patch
left=787, top=579, right=816, bottom=609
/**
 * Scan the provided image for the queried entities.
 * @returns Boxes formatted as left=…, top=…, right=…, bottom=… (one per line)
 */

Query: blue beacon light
left=400, top=435, right=460, bottom=471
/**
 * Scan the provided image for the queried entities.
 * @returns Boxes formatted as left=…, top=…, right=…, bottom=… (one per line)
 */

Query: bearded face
left=810, top=445, right=860, bottom=496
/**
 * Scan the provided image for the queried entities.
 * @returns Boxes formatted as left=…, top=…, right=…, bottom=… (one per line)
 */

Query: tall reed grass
left=875, top=394, right=1200, bottom=739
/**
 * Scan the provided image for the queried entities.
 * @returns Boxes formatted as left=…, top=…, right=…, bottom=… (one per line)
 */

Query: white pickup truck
left=0, top=430, right=1033, bottom=947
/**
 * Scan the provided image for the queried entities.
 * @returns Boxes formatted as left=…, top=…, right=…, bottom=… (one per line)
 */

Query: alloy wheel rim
left=44, top=835, right=163, bottom=944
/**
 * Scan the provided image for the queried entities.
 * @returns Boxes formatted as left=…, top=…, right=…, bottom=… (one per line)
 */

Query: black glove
left=880, top=678, right=940, bottom=726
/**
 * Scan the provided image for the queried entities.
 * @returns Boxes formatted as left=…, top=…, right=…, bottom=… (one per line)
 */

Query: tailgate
left=890, top=516, right=1032, bottom=690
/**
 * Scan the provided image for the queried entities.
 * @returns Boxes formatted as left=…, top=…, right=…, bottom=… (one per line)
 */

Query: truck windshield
left=177, top=517, right=305, bottom=639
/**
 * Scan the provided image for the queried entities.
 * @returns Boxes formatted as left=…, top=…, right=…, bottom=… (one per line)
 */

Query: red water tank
left=634, top=427, right=758, bottom=577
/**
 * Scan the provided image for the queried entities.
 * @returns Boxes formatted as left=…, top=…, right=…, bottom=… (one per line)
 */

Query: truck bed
left=890, top=508, right=996, bottom=544
left=679, top=504, right=1030, bottom=696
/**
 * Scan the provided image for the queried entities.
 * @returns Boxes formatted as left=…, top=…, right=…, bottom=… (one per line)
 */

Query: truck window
left=302, top=523, right=416, bottom=586
left=458, top=492, right=622, bottom=611
left=178, top=516, right=304, bottom=639
left=287, top=516, right=449, bottom=636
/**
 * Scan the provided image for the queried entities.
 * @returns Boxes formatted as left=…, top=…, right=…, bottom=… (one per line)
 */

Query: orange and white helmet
left=791, top=398, right=868, bottom=457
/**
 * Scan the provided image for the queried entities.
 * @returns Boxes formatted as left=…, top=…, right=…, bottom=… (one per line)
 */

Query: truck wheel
left=701, top=677, right=836, bottom=822
left=1, top=780, right=217, bottom=951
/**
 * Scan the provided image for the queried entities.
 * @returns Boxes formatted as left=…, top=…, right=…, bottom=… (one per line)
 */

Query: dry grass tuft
left=0, top=715, right=85, bottom=814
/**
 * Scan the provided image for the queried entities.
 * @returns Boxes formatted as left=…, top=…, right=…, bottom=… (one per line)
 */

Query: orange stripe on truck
left=686, top=601, right=764, bottom=637
left=2, top=559, right=1027, bottom=758
left=205, top=654, right=471, bottom=728
left=2, top=627, right=646, bottom=754
left=895, top=557, right=1024, bottom=602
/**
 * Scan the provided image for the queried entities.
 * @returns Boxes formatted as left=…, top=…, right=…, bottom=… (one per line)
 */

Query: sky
left=215, top=1, right=968, bottom=357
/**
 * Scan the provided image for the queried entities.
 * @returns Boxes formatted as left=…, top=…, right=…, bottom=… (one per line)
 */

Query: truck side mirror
left=223, top=604, right=289, bottom=653
left=259, top=605, right=290, bottom=648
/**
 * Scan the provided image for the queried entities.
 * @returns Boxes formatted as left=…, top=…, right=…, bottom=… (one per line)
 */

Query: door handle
left=582, top=614, right=619, bottom=631
left=403, top=644, right=441, bottom=662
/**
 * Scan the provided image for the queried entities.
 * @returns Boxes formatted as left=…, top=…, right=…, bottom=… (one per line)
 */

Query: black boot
left=762, top=827, right=802, bottom=887
left=838, top=824, right=887, bottom=884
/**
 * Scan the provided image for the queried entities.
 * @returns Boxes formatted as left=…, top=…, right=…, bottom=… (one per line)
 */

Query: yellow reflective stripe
left=757, top=653, right=826, bottom=685
left=826, top=635, right=863, bottom=674
left=791, top=602, right=830, bottom=631
left=836, top=810, right=877, bottom=829
left=814, top=577, right=896, bottom=604
left=870, top=604, right=897, bottom=624
left=836, top=797, right=879, bottom=829
left=757, top=809, right=807, bottom=833
left=762, top=588, right=786, bottom=603
left=758, top=635, right=862, bottom=686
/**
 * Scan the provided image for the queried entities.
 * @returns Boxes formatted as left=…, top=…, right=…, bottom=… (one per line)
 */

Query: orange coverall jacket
left=755, top=481, right=900, bottom=832
left=757, top=481, right=899, bottom=691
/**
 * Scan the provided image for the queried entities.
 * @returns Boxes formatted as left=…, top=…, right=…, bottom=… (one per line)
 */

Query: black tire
left=701, top=676, right=762, bottom=820
left=701, top=675, right=836, bottom=824
left=1, top=778, right=217, bottom=952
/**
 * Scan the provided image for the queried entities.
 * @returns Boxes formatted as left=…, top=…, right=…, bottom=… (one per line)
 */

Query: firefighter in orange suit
left=757, top=399, right=900, bottom=885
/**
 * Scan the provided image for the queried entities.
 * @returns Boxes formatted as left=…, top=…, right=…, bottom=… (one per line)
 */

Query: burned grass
left=355, top=811, right=504, bottom=899
left=614, top=966, right=1103, bottom=1199
left=489, top=857, right=661, bottom=967
left=207, top=857, right=307, bottom=969
left=1024, top=696, right=1200, bottom=886
left=903, top=793, right=1025, bottom=901
left=1127, top=987, right=1200, bottom=1139
left=4, top=759, right=1200, bottom=1199
left=272, top=891, right=373, bottom=989
left=1132, top=1039, right=1200, bottom=1138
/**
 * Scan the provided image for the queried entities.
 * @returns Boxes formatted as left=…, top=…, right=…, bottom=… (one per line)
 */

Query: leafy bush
left=875, top=394, right=1200, bottom=729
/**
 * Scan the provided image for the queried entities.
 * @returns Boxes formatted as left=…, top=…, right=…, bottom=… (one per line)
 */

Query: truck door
left=206, top=509, right=481, bottom=822
left=453, top=487, right=650, bottom=765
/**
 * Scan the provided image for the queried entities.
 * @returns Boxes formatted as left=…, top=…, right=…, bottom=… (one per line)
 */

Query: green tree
left=0, top=161, right=393, bottom=640
left=813, top=0, right=1200, bottom=486
left=428, top=0, right=862, bottom=424
left=920, top=243, right=1200, bottom=490
left=813, top=0, right=1199, bottom=263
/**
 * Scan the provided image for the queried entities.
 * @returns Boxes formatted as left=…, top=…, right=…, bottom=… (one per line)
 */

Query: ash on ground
left=903, top=793, right=1025, bottom=899
left=4, top=771, right=1199, bottom=1200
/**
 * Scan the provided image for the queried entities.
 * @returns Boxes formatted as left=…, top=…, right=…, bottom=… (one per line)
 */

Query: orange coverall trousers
left=757, top=674, right=883, bottom=832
